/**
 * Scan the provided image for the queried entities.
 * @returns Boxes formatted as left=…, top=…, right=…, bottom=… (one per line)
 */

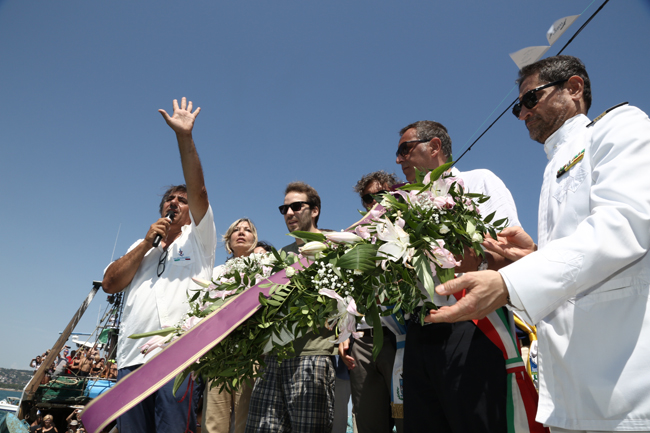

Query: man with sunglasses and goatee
left=428, top=56, right=650, bottom=433
left=102, top=98, right=216, bottom=433
left=245, top=181, right=338, bottom=433
left=395, top=120, right=521, bottom=433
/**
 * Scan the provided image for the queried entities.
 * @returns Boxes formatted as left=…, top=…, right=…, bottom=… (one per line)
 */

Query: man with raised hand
left=102, top=97, right=216, bottom=433
left=427, top=55, right=650, bottom=433
left=245, top=181, right=337, bottom=433
left=395, top=120, right=520, bottom=433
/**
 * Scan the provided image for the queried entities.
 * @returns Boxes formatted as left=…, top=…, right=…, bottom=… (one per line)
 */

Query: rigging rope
left=453, top=0, right=610, bottom=166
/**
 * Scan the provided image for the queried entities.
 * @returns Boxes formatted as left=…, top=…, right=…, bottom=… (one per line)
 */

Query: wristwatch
left=477, top=258, right=489, bottom=271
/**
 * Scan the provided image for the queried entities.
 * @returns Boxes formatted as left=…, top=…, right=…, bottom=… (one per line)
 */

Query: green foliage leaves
left=164, top=165, right=511, bottom=388
left=288, top=231, right=326, bottom=243
left=337, top=244, right=379, bottom=272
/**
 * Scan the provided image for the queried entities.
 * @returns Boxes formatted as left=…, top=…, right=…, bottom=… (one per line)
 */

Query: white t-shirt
left=114, top=206, right=216, bottom=368
left=423, top=167, right=520, bottom=307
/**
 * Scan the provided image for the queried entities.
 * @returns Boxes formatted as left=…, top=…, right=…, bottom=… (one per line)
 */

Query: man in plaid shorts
left=245, top=181, right=337, bottom=433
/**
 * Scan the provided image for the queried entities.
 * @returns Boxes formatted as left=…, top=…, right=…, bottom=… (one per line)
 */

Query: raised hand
left=158, top=97, right=201, bottom=136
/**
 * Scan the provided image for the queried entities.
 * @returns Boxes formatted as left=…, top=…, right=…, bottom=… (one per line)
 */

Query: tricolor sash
left=379, top=306, right=407, bottom=418
left=390, top=334, right=406, bottom=419
left=81, top=259, right=310, bottom=433
left=453, top=290, right=549, bottom=433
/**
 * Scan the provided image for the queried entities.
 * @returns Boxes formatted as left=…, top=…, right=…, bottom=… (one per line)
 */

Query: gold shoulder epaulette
left=586, top=102, right=628, bottom=128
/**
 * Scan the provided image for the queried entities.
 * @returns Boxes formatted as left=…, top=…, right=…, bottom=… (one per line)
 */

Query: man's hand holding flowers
left=482, top=226, right=537, bottom=262
left=424, top=270, right=510, bottom=323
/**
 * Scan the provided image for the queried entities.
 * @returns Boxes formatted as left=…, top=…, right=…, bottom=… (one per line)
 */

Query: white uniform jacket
left=500, top=105, right=650, bottom=431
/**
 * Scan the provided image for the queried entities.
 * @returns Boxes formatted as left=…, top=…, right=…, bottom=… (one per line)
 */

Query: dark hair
left=399, top=121, right=452, bottom=159
left=285, top=181, right=321, bottom=227
left=159, top=184, right=187, bottom=216
left=354, top=171, right=401, bottom=207
left=517, top=55, right=591, bottom=112
left=255, top=241, right=273, bottom=252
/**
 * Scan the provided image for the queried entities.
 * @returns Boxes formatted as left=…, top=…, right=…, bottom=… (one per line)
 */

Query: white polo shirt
left=114, top=205, right=216, bottom=369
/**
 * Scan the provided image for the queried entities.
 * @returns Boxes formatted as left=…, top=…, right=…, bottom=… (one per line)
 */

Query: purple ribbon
left=82, top=258, right=310, bottom=433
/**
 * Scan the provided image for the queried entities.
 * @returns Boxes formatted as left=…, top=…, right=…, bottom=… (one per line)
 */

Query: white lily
left=376, top=218, right=415, bottom=265
left=427, top=240, right=461, bottom=269
left=367, top=208, right=386, bottom=220
left=466, top=220, right=483, bottom=243
left=354, top=225, right=372, bottom=240
left=191, top=277, right=214, bottom=289
left=299, top=241, right=328, bottom=259
left=139, top=335, right=170, bottom=355
left=324, top=231, right=363, bottom=245
left=209, top=288, right=238, bottom=300
left=423, top=172, right=452, bottom=196
left=318, top=289, right=363, bottom=343
left=181, top=316, right=202, bottom=332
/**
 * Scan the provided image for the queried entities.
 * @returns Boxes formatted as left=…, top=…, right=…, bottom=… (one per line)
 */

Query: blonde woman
left=38, top=414, right=58, bottom=433
left=203, top=218, right=260, bottom=433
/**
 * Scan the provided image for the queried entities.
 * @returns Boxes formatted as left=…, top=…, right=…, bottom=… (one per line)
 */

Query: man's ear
left=566, top=75, right=584, bottom=102
left=429, top=137, right=442, bottom=158
left=311, top=206, right=320, bottom=221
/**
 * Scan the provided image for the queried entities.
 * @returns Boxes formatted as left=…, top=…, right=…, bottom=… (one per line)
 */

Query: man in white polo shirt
left=395, top=120, right=520, bottom=433
left=102, top=97, right=216, bottom=433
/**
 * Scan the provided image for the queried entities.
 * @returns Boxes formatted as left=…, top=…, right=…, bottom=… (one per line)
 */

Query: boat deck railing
left=33, top=375, right=117, bottom=407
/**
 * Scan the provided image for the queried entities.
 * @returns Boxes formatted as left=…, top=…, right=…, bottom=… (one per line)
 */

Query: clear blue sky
left=1, top=0, right=649, bottom=369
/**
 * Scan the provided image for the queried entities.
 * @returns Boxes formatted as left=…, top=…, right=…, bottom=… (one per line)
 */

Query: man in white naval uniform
left=428, top=55, right=650, bottom=432
left=395, top=120, right=521, bottom=433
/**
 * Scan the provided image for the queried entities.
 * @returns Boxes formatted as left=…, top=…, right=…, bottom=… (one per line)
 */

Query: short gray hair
left=399, top=120, right=452, bottom=159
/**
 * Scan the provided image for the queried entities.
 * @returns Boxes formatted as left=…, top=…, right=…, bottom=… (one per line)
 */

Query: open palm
left=158, top=97, right=200, bottom=135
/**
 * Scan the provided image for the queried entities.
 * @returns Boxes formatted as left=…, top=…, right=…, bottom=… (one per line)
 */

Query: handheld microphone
left=153, top=210, right=176, bottom=248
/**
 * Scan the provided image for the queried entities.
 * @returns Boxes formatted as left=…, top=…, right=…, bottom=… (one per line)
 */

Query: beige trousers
left=202, top=379, right=254, bottom=433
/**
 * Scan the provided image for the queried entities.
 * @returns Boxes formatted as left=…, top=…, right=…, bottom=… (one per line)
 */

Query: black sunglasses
left=396, top=139, right=430, bottom=158
left=512, top=79, right=568, bottom=118
left=278, top=201, right=310, bottom=215
left=157, top=248, right=169, bottom=277
left=362, top=190, right=388, bottom=205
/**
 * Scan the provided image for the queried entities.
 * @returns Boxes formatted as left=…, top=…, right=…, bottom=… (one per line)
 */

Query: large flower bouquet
left=132, top=163, right=507, bottom=394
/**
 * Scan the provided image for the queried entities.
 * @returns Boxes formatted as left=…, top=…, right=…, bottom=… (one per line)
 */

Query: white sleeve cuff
left=500, top=269, right=524, bottom=310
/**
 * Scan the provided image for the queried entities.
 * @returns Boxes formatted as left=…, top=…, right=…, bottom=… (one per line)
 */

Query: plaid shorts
left=244, top=355, right=335, bottom=433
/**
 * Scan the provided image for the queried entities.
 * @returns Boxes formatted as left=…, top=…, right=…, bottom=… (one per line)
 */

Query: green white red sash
left=453, top=290, right=549, bottom=433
